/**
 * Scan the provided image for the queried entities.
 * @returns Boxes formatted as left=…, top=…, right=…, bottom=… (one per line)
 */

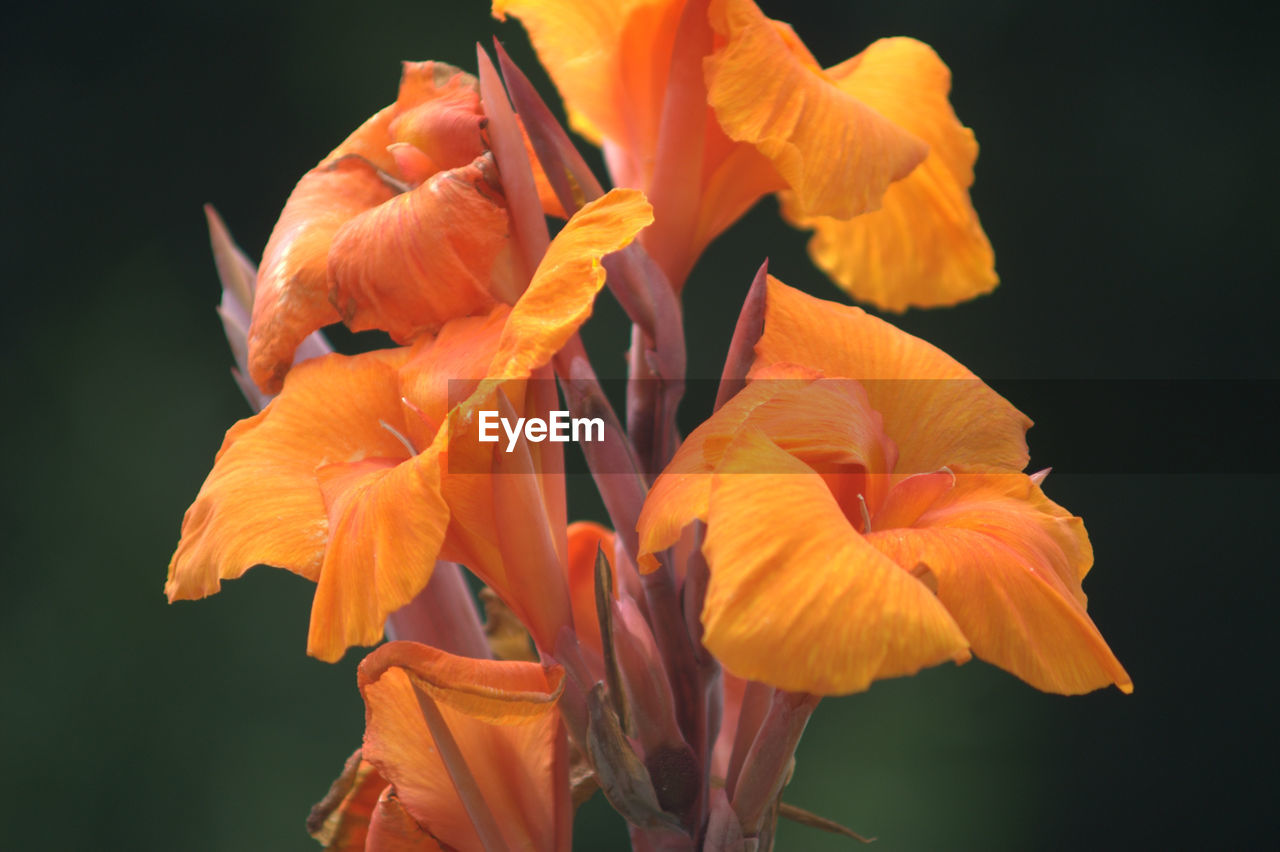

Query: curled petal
left=329, top=154, right=513, bottom=343
left=867, top=473, right=1131, bottom=694
left=704, top=0, right=926, bottom=220
left=389, top=61, right=486, bottom=171
left=785, top=38, right=997, bottom=310
left=752, top=276, right=1031, bottom=475
left=358, top=642, right=570, bottom=851
left=701, top=429, right=968, bottom=694
left=482, top=188, right=653, bottom=384
left=566, top=521, right=616, bottom=654
left=167, top=349, right=412, bottom=601
left=168, top=349, right=452, bottom=664
left=307, top=751, right=389, bottom=851
left=250, top=157, right=396, bottom=393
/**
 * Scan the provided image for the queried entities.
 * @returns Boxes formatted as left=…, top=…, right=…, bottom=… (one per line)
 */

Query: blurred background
left=3, top=0, right=1274, bottom=848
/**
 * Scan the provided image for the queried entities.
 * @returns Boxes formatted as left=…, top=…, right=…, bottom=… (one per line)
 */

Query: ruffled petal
left=358, top=642, right=570, bottom=851
left=482, top=188, right=653, bottom=383
left=700, top=429, right=968, bottom=694
left=784, top=38, right=996, bottom=310
left=704, top=0, right=926, bottom=221
left=753, top=276, right=1031, bottom=475
left=167, top=349, right=412, bottom=602
left=328, top=154, right=513, bottom=343
left=867, top=473, right=1131, bottom=694
left=250, top=157, right=396, bottom=393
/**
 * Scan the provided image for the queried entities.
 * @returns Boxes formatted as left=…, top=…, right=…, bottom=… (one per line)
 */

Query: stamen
left=856, top=493, right=873, bottom=533
left=378, top=419, right=419, bottom=457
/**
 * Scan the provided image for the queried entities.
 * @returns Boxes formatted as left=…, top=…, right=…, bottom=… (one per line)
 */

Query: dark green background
left=3, top=1, right=1274, bottom=848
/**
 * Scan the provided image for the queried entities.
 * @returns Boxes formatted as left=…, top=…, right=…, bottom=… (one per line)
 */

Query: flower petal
left=700, top=429, right=968, bottom=694
left=309, top=450, right=448, bottom=662
left=359, top=642, right=570, bottom=851
left=483, top=187, right=653, bottom=383
left=328, top=154, right=513, bottom=343
left=167, top=349, right=413, bottom=602
left=704, top=0, right=927, bottom=220
left=783, top=38, right=997, bottom=310
left=307, top=750, right=389, bottom=851
left=867, top=473, right=1132, bottom=694
left=250, top=157, right=396, bottom=393
left=388, top=61, right=487, bottom=172
left=637, top=367, right=894, bottom=570
left=566, top=521, right=615, bottom=654
left=753, top=276, right=1031, bottom=475
left=493, top=0, right=680, bottom=152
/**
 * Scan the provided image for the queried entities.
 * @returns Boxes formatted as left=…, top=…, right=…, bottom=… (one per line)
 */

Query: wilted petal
left=784, top=38, right=997, bottom=310
left=704, top=0, right=926, bottom=221
left=359, top=642, right=570, bottom=851
left=328, top=154, right=513, bottom=343
left=752, top=276, right=1030, bottom=475
left=389, top=61, right=486, bottom=171
left=867, top=473, right=1132, bottom=694
left=700, top=429, right=968, bottom=694
left=307, top=750, right=389, bottom=851
left=250, top=157, right=396, bottom=393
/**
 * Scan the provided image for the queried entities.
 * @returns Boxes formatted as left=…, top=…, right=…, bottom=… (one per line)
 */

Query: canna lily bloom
left=166, top=189, right=652, bottom=661
left=637, top=276, right=1131, bottom=695
left=248, top=60, right=565, bottom=394
left=317, top=642, right=571, bottom=850
left=495, top=0, right=995, bottom=307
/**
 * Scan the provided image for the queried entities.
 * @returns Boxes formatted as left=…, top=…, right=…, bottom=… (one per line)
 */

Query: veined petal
left=482, top=188, right=653, bottom=384
left=359, top=642, right=570, bottom=852
left=167, top=349, right=412, bottom=602
left=867, top=473, right=1131, bottom=694
left=250, top=157, right=396, bottom=393
left=753, top=276, right=1031, bottom=475
left=328, top=154, right=513, bottom=344
left=309, top=450, right=448, bottom=662
left=704, top=0, right=927, bottom=221
left=784, top=38, right=996, bottom=310
left=701, top=429, right=968, bottom=694
left=493, top=0, right=679, bottom=152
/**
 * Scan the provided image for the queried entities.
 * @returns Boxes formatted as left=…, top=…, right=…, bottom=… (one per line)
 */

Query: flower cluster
left=170, top=1, right=1129, bottom=849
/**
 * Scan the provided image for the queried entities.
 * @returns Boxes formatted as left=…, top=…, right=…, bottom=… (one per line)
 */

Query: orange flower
left=350, top=642, right=570, bottom=851
left=248, top=60, right=566, bottom=394
left=495, top=0, right=995, bottom=307
left=637, top=276, right=1131, bottom=695
left=166, top=189, right=652, bottom=661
